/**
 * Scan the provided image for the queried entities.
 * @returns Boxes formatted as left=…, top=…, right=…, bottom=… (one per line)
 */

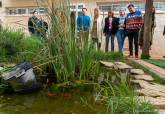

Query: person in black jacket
left=103, top=10, right=118, bottom=52
left=28, top=11, right=40, bottom=35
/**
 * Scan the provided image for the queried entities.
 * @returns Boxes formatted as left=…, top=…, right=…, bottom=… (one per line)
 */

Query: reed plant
left=95, top=72, right=157, bottom=114
left=34, top=0, right=97, bottom=83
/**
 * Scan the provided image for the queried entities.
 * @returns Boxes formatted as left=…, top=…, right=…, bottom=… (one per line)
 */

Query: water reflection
left=0, top=91, right=105, bottom=114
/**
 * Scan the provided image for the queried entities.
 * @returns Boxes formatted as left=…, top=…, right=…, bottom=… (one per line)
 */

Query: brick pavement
left=132, top=59, right=165, bottom=79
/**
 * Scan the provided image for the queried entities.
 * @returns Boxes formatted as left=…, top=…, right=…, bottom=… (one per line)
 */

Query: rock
left=100, top=61, right=114, bottom=68
left=130, top=69, right=144, bottom=75
left=131, top=80, right=165, bottom=93
left=114, top=62, right=132, bottom=70
left=139, top=96, right=165, bottom=109
left=132, top=75, right=154, bottom=81
left=158, top=110, right=165, bottom=114
left=136, top=89, right=165, bottom=97
left=131, top=80, right=151, bottom=87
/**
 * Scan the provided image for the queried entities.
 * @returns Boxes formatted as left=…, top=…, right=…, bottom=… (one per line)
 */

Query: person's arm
left=28, top=18, right=33, bottom=33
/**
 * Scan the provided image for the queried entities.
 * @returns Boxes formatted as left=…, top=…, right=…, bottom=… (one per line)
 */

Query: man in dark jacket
left=28, top=11, right=40, bottom=35
left=103, top=10, right=118, bottom=52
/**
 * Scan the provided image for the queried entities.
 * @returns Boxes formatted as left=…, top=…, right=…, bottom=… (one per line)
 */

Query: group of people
left=28, top=4, right=157, bottom=58
left=77, top=4, right=156, bottom=58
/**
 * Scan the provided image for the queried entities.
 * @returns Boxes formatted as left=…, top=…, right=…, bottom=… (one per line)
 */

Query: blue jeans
left=117, top=29, right=124, bottom=52
left=105, top=30, right=114, bottom=52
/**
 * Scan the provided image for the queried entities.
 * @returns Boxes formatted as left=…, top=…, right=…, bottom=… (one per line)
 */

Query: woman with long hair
left=91, top=8, right=103, bottom=50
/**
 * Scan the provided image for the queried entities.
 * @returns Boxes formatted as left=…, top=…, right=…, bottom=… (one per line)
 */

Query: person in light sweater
left=117, top=8, right=126, bottom=53
left=91, top=8, right=103, bottom=50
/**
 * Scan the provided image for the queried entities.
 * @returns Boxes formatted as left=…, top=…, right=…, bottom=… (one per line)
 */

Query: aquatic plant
left=95, top=73, right=157, bottom=114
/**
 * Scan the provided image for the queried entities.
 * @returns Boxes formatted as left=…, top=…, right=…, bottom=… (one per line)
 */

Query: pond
left=0, top=90, right=106, bottom=114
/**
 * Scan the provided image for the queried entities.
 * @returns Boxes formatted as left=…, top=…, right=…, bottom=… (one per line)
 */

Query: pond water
left=0, top=90, right=106, bottom=114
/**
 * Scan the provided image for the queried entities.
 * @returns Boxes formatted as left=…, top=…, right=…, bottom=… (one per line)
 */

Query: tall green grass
left=95, top=73, right=157, bottom=114
left=33, top=0, right=97, bottom=83
left=0, top=27, right=24, bottom=62
left=0, top=27, right=43, bottom=63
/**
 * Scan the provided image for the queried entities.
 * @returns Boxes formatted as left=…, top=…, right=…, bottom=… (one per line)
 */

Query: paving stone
left=136, top=89, right=165, bottom=97
left=139, top=96, right=165, bottom=109
left=158, top=110, right=165, bottom=114
left=132, top=80, right=165, bottom=93
left=130, top=69, right=145, bottom=75
left=114, top=62, right=132, bottom=70
left=100, top=61, right=114, bottom=68
left=132, top=59, right=165, bottom=79
left=133, top=75, right=154, bottom=81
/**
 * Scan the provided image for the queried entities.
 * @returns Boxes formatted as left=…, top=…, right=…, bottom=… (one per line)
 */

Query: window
left=39, top=8, right=48, bottom=14
left=17, top=8, right=26, bottom=15
left=134, top=3, right=145, bottom=11
left=69, top=3, right=85, bottom=17
left=28, top=7, right=38, bottom=14
left=28, top=7, right=48, bottom=14
left=6, top=7, right=48, bottom=16
left=78, top=5, right=83, bottom=9
left=154, top=2, right=165, bottom=11
left=70, top=5, right=76, bottom=10
left=99, top=5, right=112, bottom=12
left=6, top=8, right=17, bottom=15
left=112, top=4, right=121, bottom=11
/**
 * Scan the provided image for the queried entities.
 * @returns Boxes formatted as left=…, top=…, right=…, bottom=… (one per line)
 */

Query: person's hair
left=128, top=4, right=134, bottom=8
left=94, top=8, right=99, bottom=11
left=32, top=10, right=38, bottom=14
left=82, top=8, right=87, bottom=11
left=108, top=10, right=114, bottom=17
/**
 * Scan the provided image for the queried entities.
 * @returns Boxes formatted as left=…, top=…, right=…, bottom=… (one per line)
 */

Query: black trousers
left=128, top=31, right=139, bottom=56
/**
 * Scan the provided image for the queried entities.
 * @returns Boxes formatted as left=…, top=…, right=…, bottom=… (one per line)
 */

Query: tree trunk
left=142, top=0, right=153, bottom=58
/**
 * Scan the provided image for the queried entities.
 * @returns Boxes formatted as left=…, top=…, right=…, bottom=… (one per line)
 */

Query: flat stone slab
left=158, top=110, right=165, bottom=114
left=136, top=89, right=165, bottom=97
left=131, top=80, right=165, bottom=93
left=114, top=62, right=133, bottom=70
left=100, top=61, right=114, bottom=68
left=139, top=96, right=165, bottom=109
left=133, top=75, right=154, bottom=81
left=130, top=69, right=145, bottom=75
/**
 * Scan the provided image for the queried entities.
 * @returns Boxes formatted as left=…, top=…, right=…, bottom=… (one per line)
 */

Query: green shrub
left=17, top=36, right=43, bottom=61
left=94, top=51, right=124, bottom=61
left=0, top=28, right=24, bottom=62
left=0, top=27, right=43, bottom=63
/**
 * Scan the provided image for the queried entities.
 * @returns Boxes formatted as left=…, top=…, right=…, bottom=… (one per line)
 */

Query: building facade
left=0, top=0, right=165, bottom=30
